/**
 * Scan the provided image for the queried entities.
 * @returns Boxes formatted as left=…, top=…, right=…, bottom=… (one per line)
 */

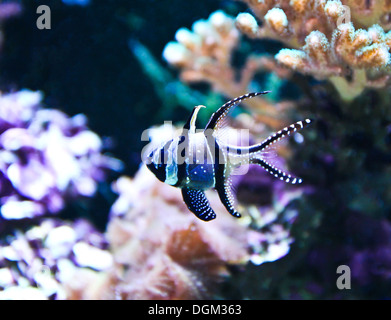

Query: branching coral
left=162, top=0, right=391, bottom=110
left=0, top=90, right=122, bottom=220
left=163, top=10, right=293, bottom=129
left=344, top=0, right=391, bottom=29
left=236, top=0, right=391, bottom=101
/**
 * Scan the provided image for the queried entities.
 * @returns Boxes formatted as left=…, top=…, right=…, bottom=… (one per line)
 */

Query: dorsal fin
left=182, top=105, right=205, bottom=134
left=204, top=92, right=270, bottom=133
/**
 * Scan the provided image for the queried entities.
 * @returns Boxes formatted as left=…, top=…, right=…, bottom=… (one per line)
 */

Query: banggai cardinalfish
left=145, top=92, right=312, bottom=221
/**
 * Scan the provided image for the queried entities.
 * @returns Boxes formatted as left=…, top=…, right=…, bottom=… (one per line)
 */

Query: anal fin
left=181, top=188, right=216, bottom=221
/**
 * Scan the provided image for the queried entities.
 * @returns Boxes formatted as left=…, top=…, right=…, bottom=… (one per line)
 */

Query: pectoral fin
left=181, top=188, right=216, bottom=221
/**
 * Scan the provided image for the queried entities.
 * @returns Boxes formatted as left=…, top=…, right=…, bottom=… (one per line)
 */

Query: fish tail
left=226, top=119, right=312, bottom=184
left=250, top=158, right=303, bottom=184
left=247, top=119, right=312, bottom=154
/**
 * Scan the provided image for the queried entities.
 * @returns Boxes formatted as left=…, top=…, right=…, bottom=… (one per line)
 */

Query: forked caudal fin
left=246, top=119, right=312, bottom=154
left=227, top=119, right=313, bottom=184
left=250, top=158, right=302, bottom=184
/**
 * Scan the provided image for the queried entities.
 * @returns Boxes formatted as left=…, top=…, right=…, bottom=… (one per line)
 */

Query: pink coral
left=0, top=218, right=113, bottom=300
left=106, top=167, right=248, bottom=299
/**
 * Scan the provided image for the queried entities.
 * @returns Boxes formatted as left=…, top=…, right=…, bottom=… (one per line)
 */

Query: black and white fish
left=145, top=92, right=312, bottom=221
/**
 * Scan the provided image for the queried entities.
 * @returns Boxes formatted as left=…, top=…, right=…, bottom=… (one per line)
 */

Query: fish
left=145, top=92, right=312, bottom=221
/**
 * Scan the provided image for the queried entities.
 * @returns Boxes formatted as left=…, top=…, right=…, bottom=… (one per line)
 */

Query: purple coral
left=0, top=90, right=121, bottom=220
left=0, top=218, right=113, bottom=299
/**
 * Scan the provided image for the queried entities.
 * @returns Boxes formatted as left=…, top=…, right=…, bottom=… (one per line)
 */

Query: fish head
left=145, top=144, right=168, bottom=183
left=145, top=137, right=179, bottom=184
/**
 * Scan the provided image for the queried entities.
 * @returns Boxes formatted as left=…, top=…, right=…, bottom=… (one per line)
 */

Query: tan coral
left=290, top=0, right=310, bottom=14
left=344, top=0, right=391, bottom=29
left=274, top=22, right=391, bottom=100
left=236, top=0, right=391, bottom=100
left=163, top=10, right=292, bottom=130
left=236, top=12, right=259, bottom=37
left=264, top=8, right=291, bottom=37
left=237, top=0, right=343, bottom=47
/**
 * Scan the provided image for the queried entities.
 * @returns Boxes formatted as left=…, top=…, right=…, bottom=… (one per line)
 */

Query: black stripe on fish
left=146, top=139, right=173, bottom=183
left=174, top=135, right=188, bottom=187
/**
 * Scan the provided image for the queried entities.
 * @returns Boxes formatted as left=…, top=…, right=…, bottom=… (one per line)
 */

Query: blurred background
left=0, top=0, right=390, bottom=299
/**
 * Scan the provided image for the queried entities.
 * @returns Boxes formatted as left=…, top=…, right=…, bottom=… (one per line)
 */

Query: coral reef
left=163, top=1, right=391, bottom=102
left=107, top=168, right=248, bottom=299
left=0, top=120, right=306, bottom=300
left=0, top=218, right=112, bottom=299
left=105, top=167, right=300, bottom=299
left=159, top=0, right=391, bottom=299
left=0, top=90, right=121, bottom=220
left=236, top=0, right=391, bottom=101
left=0, top=0, right=390, bottom=301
